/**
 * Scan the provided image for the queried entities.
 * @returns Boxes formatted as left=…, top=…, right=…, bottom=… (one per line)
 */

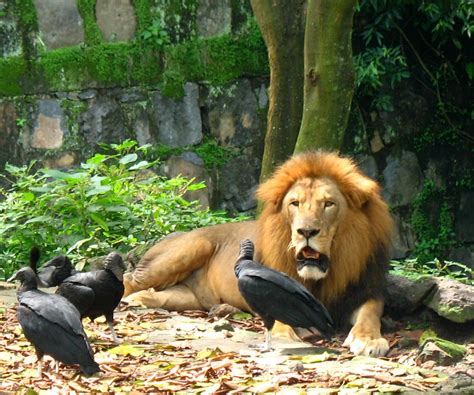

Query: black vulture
left=36, top=253, right=77, bottom=287
left=234, top=239, right=335, bottom=351
left=55, top=252, right=126, bottom=344
left=8, top=267, right=100, bottom=376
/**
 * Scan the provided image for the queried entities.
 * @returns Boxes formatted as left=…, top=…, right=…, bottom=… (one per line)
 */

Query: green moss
left=133, top=0, right=154, bottom=37
left=421, top=336, right=467, bottom=360
left=410, top=179, right=456, bottom=264
left=162, top=22, right=267, bottom=98
left=76, top=0, right=103, bottom=45
left=13, top=0, right=38, bottom=59
left=0, top=22, right=267, bottom=96
left=0, top=56, right=28, bottom=95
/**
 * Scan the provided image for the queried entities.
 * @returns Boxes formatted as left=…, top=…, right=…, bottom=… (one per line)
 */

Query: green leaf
left=119, top=153, right=138, bottom=165
left=24, top=215, right=52, bottom=224
left=22, top=192, right=35, bottom=202
left=90, top=213, right=109, bottom=231
left=129, top=160, right=150, bottom=170
left=86, top=185, right=112, bottom=196
left=231, top=312, right=253, bottom=320
left=466, top=63, right=474, bottom=80
left=40, top=169, right=72, bottom=179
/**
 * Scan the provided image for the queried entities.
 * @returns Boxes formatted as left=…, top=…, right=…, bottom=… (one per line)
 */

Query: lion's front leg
left=343, top=298, right=389, bottom=357
left=124, top=285, right=205, bottom=311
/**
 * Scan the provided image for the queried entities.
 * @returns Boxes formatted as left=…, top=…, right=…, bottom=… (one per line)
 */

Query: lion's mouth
left=296, top=246, right=329, bottom=273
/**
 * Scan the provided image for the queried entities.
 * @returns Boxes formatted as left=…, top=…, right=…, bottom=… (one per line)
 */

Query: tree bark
left=251, top=0, right=306, bottom=182
left=294, top=0, right=357, bottom=152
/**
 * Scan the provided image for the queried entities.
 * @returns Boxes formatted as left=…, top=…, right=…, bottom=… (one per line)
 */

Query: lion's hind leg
left=123, top=235, right=214, bottom=298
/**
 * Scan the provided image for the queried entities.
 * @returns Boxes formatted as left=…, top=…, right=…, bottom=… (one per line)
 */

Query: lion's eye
left=324, top=201, right=335, bottom=208
left=290, top=201, right=300, bottom=207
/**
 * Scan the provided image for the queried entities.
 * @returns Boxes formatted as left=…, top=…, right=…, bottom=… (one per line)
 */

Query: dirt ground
left=0, top=282, right=473, bottom=393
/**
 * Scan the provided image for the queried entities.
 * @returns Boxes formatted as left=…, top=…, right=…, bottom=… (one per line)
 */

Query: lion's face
left=282, top=177, right=348, bottom=281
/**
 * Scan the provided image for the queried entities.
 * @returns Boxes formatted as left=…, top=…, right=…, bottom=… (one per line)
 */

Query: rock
left=196, top=0, right=232, bottom=37
left=161, top=152, right=212, bottom=208
left=417, top=338, right=467, bottom=366
left=382, top=150, right=423, bottom=207
left=370, top=130, right=384, bottom=153
left=42, top=153, right=76, bottom=168
left=31, top=99, right=68, bottom=149
left=119, top=90, right=147, bottom=103
left=213, top=319, right=235, bottom=332
left=385, top=274, right=436, bottom=316
left=132, top=108, right=152, bottom=146
left=0, top=102, right=20, bottom=166
left=209, top=304, right=242, bottom=318
left=78, top=89, right=98, bottom=100
left=449, top=247, right=474, bottom=271
left=95, top=0, right=137, bottom=42
left=455, top=192, right=474, bottom=243
left=424, top=278, right=474, bottom=323
left=355, top=154, right=378, bottom=180
left=151, top=83, right=202, bottom=147
left=0, top=19, right=22, bottom=57
left=435, top=372, right=474, bottom=394
left=206, top=79, right=265, bottom=155
left=33, top=0, right=84, bottom=49
left=79, top=96, right=126, bottom=145
left=216, top=154, right=260, bottom=212
left=390, top=213, right=416, bottom=259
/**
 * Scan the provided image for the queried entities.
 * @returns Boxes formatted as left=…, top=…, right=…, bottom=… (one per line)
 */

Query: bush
left=0, top=140, right=245, bottom=279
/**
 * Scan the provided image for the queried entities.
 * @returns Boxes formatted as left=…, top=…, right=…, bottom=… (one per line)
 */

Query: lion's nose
left=297, top=228, right=320, bottom=239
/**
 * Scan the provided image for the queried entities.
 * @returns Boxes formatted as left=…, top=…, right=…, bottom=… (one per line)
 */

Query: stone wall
left=0, top=1, right=473, bottom=268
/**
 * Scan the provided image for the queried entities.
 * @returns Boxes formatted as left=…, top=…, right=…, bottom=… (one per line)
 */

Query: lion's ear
left=345, top=175, right=380, bottom=209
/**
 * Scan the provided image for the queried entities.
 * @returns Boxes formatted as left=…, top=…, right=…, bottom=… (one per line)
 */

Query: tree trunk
left=251, top=0, right=306, bottom=182
left=294, top=0, right=357, bottom=153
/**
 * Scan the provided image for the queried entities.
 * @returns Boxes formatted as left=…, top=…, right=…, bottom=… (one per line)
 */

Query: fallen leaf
left=197, top=347, right=223, bottom=360
left=108, top=344, right=144, bottom=357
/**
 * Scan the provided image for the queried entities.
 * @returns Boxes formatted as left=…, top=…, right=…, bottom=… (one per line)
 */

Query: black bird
left=36, top=253, right=77, bottom=287
left=55, top=252, right=126, bottom=344
left=8, top=267, right=100, bottom=376
left=235, top=239, right=335, bottom=351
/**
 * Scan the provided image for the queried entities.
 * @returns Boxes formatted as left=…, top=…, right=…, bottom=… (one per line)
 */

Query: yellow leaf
left=301, top=352, right=332, bottom=363
left=108, top=344, right=144, bottom=357
left=196, top=347, right=223, bottom=360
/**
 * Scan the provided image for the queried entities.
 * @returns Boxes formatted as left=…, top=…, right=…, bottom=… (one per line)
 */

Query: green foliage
left=140, top=19, right=171, bottom=48
left=390, top=259, right=473, bottom=286
left=410, top=179, right=456, bottom=264
left=354, top=0, right=474, bottom=110
left=148, top=138, right=239, bottom=169
left=0, top=140, right=243, bottom=280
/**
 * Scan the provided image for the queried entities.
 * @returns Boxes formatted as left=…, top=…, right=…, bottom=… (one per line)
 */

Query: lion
left=123, top=151, right=394, bottom=356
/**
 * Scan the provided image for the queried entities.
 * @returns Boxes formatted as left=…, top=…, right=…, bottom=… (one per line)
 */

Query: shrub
left=0, top=140, right=245, bottom=279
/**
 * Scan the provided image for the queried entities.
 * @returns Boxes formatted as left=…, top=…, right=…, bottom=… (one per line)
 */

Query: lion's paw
left=271, top=321, right=301, bottom=342
left=123, top=289, right=161, bottom=308
left=343, top=330, right=389, bottom=357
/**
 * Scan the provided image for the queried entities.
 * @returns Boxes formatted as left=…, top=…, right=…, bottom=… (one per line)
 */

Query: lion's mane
left=255, top=151, right=393, bottom=310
